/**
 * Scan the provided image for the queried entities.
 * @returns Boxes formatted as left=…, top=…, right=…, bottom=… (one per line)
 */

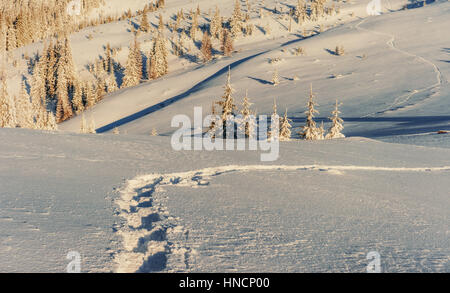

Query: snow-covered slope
left=0, top=129, right=449, bottom=272
left=58, top=1, right=450, bottom=149
left=1, top=0, right=449, bottom=273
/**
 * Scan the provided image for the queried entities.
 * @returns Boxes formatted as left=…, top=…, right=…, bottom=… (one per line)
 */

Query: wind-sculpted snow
left=114, top=164, right=450, bottom=272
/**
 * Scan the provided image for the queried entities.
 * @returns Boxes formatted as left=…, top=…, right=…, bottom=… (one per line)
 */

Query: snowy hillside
left=1, top=130, right=449, bottom=272
left=0, top=0, right=449, bottom=273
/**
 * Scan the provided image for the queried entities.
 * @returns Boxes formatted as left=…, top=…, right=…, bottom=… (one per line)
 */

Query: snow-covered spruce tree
left=122, top=40, right=141, bottom=88
left=190, top=13, right=199, bottom=41
left=0, top=74, right=17, bottom=128
left=134, top=37, right=143, bottom=81
left=72, top=79, right=84, bottom=114
left=279, top=108, right=293, bottom=141
left=200, top=31, right=213, bottom=62
left=325, top=100, right=345, bottom=139
left=149, top=33, right=169, bottom=79
left=62, top=37, right=78, bottom=89
left=268, top=98, right=280, bottom=141
left=95, top=78, right=107, bottom=102
left=16, top=81, right=34, bottom=129
left=300, top=84, right=320, bottom=140
left=106, top=72, right=118, bottom=93
left=80, top=113, right=87, bottom=134
left=30, top=59, right=50, bottom=129
left=317, top=121, right=325, bottom=140
left=105, top=43, right=113, bottom=73
left=84, top=81, right=96, bottom=109
left=140, top=8, right=150, bottom=32
left=335, top=45, right=345, bottom=56
left=272, top=68, right=280, bottom=86
left=158, top=13, right=164, bottom=33
left=221, top=28, right=234, bottom=57
left=44, top=111, right=58, bottom=131
left=207, top=102, right=220, bottom=139
left=55, top=63, right=73, bottom=123
left=216, top=67, right=237, bottom=138
left=210, top=6, right=222, bottom=39
left=239, top=90, right=256, bottom=138
left=88, top=116, right=97, bottom=134
left=233, top=0, right=243, bottom=23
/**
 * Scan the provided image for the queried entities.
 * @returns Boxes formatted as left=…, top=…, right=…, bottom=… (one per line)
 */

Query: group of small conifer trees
left=208, top=69, right=344, bottom=141
left=299, top=84, right=345, bottom=140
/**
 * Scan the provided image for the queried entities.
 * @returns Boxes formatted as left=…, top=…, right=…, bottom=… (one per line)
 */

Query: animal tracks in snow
left=113, top=164, right=450, bottom=272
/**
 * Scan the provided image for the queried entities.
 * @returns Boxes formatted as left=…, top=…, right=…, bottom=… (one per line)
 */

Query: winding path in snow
left=113, top=163, right=450, bottom=272
left=355, top=17, right=445, bottom=117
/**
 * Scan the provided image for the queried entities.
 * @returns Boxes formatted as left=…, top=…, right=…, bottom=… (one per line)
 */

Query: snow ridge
left=113, top=164, right=450, bottom=272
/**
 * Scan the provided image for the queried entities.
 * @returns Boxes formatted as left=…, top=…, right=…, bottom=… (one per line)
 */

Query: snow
left=1, top=0, right=450, bottom=272
left=1, top=129, right=449, bottom=272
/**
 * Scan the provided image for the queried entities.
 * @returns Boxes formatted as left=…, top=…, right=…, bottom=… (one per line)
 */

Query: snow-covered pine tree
left=300, top=84, right=320, bottom=140
left=140, top=8, right=150, bottom=32
left=44, top=110, right=57, bottom=131
left=0, top=74, right=17, bottom=128
left=216, top=67, right=236, bottom=138
left=239, top=90, right=256, bottom=138
left=62, top=37, right=77, bottom=89
left=335, top=45, right=345, bottom=56
left=122, top=40, right=140, bottom=87
left=72, top=79, right=84, bottom=114
left=233, top=0, right=243, bottom=22
left=207, top=102, right=220, bottom=138
left=325, top=100, right=345, bottom=139
left=149, top=33, right=169, bottom=79
left=221, top=28, right=234, bottom=57
left=88, top=115, right=96, bottom=134
left=190, top=13, right=199, bottom=41
left=105, top=43, right=113, bottom=73
left=55, top=63, right=73, bottom=123
left=210, top=6, right=222, bottom=39
left=268, top=98, right=280, bottom=141
left=317, top=121, right=325, bottom=140
left=30, top=58, right=49, bottom=129
left=80, top=113, right=87, bottom=133
left=272, top=68, right=280, bottom=86
left=279, top=108, right=293, bottom=141
left=133, top=37, right=143, bottom=80
left=106, top=72, right=119, bottom=93
left=158, top=13, right=164, bottom=33
left=95, top=78, right=106, bottom=102
left=16, top=81, right=34, bottom=128
left=200, top=31, right=212, bottom=62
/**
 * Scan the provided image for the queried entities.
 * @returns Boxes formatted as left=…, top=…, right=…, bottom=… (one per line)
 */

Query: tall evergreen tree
left=239, top=90, right=256, bottom=138
left=279, top=108, right=293, bottom=141
left=55, top=63, right=73, bottom=122
left=16, top=81, right=34, bottom=128
left=216, top=67, right=236, bottom=138
left=122, top=40, right=141, bottom=87
left=0, top=74, right=17, bottom=128
left=221, top=28, right=234, bottom=57
left=325, top=100, right=345, bottom=139
left=200, top=31, right=212, bottom=62
left=300, top=84, right=319, bottom=140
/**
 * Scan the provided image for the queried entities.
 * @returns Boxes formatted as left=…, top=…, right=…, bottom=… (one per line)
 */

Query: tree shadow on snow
left=289, top=116, right=450, bottom=138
